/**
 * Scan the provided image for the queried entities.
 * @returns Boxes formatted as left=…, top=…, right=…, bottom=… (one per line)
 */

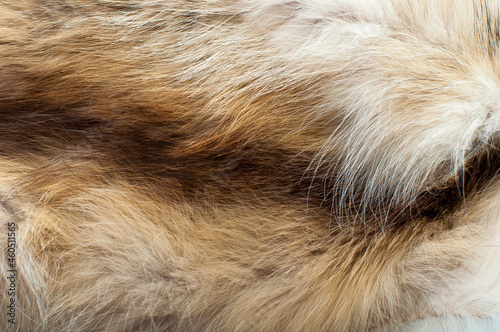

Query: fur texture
left=0, top=0, right=499, bottom=330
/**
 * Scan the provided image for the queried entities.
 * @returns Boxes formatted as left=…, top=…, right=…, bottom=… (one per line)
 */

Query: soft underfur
left=0, top=0, right=499, bottom=331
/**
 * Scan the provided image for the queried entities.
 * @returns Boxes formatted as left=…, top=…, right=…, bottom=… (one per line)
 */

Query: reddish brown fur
left=0, top=0, right=499, bottom=331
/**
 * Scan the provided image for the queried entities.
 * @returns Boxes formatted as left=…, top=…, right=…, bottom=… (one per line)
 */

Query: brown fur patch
left=0, top=1, right=499, bottom=331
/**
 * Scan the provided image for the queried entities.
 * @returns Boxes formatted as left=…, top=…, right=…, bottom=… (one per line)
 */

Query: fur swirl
left=0, top=0, right=499, bottom=331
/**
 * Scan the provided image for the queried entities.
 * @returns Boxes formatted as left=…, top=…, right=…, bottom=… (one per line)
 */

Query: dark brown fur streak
left=0, top=1, right=499, bottom=331
left=411, top=137, right=500, bottom=220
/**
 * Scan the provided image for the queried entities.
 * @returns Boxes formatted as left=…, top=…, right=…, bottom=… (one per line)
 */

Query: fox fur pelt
left=0, top=0, right=499, bottom=331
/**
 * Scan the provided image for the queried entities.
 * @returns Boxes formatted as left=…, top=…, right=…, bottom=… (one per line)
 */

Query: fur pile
left=0, top=0, right=499, bottom=330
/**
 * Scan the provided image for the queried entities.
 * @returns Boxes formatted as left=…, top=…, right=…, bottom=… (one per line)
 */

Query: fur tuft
left=0, top=0, right=499, bottom=330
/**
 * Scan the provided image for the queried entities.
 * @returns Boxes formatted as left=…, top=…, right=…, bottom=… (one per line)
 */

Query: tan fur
left=0, top=0, right=499, bottom=331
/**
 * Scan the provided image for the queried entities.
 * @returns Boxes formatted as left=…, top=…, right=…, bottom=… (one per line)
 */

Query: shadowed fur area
left=0, top=0, right=499, bottom=331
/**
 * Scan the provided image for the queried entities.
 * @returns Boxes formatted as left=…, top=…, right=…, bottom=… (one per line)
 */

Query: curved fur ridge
left=0, top=0, right=499, bottom=331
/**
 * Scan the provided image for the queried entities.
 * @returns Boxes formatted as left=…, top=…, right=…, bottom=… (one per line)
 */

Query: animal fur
left=0, top=0, right=499, bottom=330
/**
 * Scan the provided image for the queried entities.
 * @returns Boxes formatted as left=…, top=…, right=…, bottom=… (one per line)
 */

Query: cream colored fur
left=0, top=0, right=499, bottom=331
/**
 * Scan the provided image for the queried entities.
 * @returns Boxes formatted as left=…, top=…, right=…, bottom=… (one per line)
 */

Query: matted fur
left=0, top=0, right=499, bottom=331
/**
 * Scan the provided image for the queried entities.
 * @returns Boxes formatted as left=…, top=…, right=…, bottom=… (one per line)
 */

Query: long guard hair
left=0, top=0, right=499, bottom=331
